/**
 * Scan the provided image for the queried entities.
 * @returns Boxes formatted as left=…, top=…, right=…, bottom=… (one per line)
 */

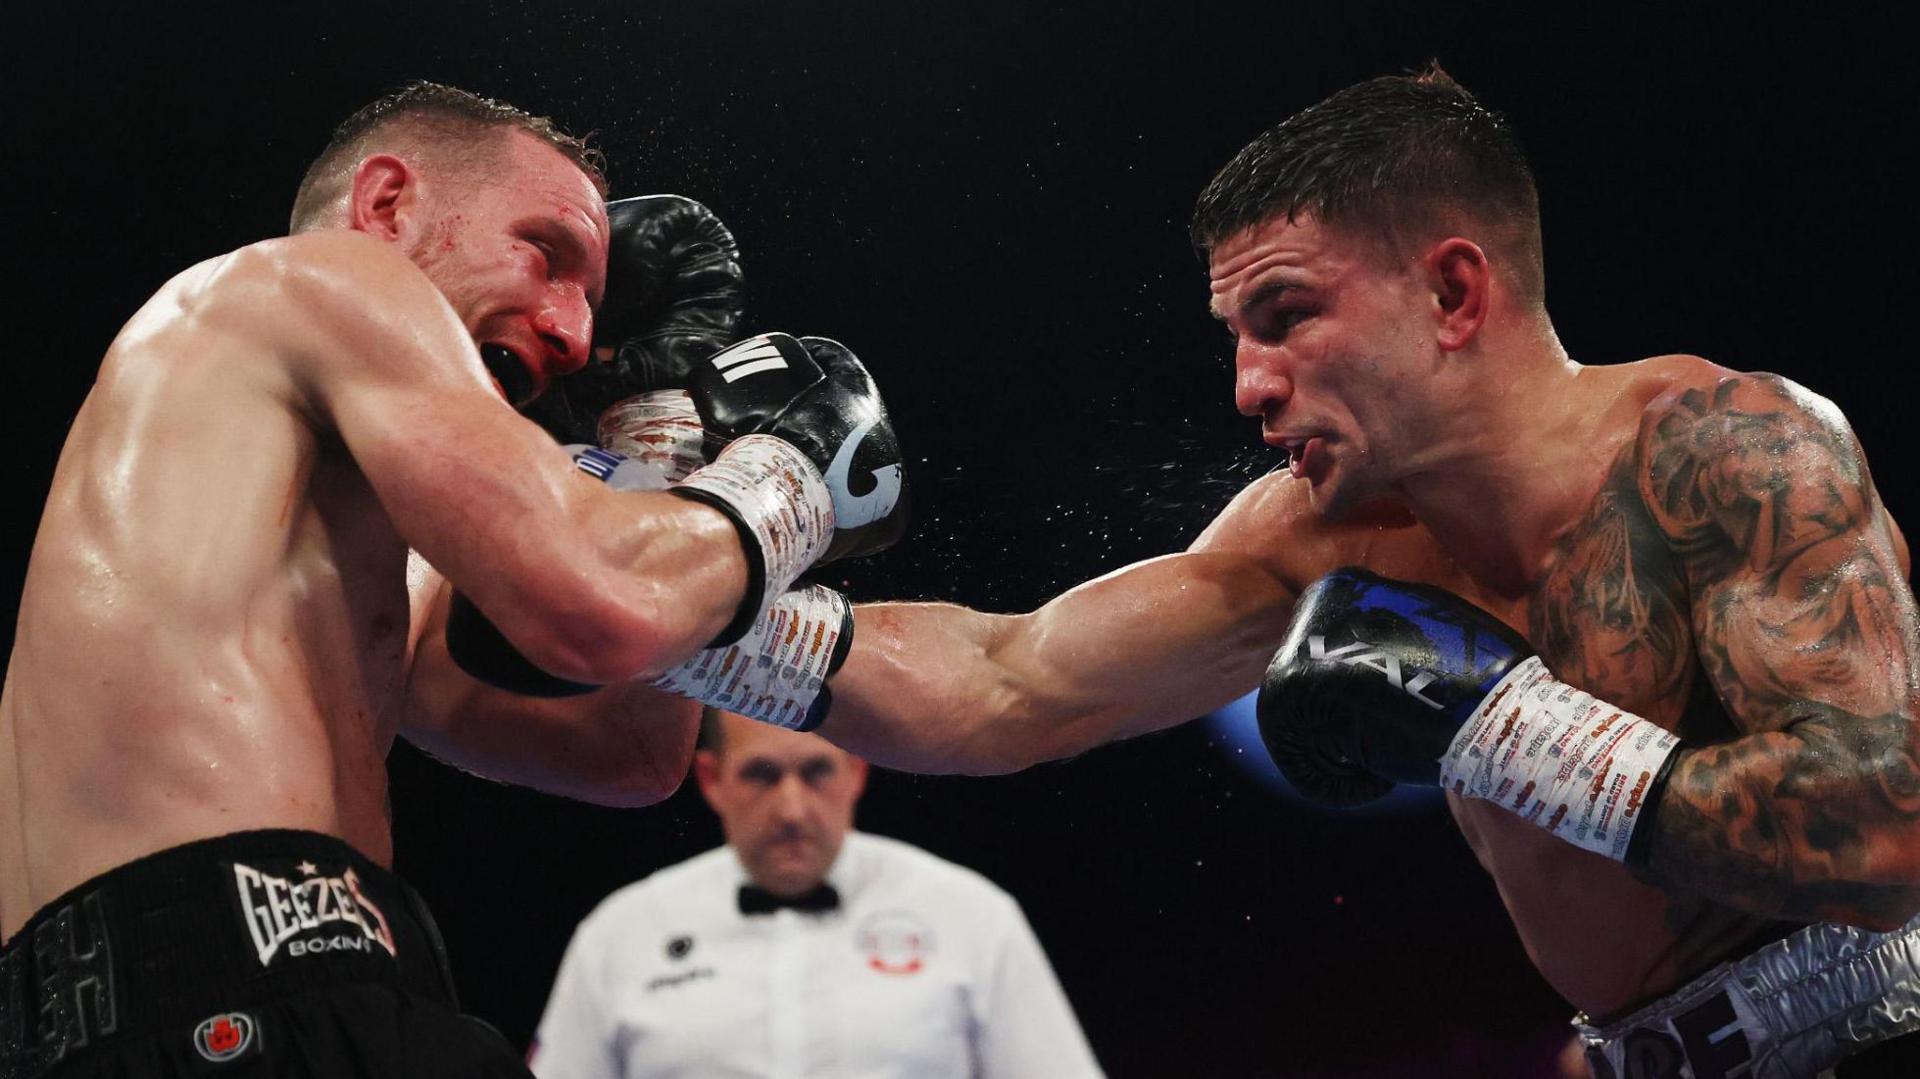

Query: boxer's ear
left=1425, top=237, right=1490, bottom=352
left=347, top=153, right=415, bottom=242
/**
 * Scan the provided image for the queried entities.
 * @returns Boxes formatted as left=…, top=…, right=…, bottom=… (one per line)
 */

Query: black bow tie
left=738, top=883, right=840, bottom=916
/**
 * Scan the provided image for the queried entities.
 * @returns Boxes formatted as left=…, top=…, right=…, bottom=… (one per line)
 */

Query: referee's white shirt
left=530, top=831, right=1103, bottom=1079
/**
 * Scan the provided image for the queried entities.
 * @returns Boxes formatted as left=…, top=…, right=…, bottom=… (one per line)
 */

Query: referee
left=529, top=708, right=1104, bottom=1078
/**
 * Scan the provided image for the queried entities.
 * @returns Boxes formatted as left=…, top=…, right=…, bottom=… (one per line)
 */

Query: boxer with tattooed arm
left=727, top=67, right=1919, bottom=1076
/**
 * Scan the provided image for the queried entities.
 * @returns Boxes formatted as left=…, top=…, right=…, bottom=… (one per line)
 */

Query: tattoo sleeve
left=1640, top=374, right=1920, bottom=927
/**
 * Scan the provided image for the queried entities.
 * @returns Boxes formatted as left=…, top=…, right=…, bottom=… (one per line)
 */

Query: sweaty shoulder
left=153, top=232, right=432, bottom=321
left=1625, top=359, right=1888, bottom=553
left=125, top=232, right=453, bottom=363
left=249, top=232, right=480, bottom=407
left=265, top=230, right=439, bottom=298
left=256, top=231, right=462, bottom=347
left=1610, top=353, right=1806, bottom=420
left=115, top=232, right=472, bottom=432
left=1628, top=359, right=1858, bottom=492
left=1188, top=467, right=1431, bottom=591
left=1632, top=357, right=1843, bottom=431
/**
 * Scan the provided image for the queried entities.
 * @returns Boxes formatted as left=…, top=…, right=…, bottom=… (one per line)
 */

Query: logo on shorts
left=856, top=911, right=935, bottom=976
left=232, top=862, right=398, bottom=966
left=192, top=1012, right=255, bottom=1062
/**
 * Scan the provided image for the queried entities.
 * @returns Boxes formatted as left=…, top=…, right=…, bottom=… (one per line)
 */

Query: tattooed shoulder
left=1634, top=372, right=1908, bottom=733
left=1631, top=374, right=1920, bottom=926
left=1639, top=374, right=1869, bottom=578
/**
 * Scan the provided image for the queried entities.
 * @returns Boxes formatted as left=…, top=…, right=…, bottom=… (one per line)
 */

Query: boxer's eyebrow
left=1240, top=280, right=1297, bottom=313
left=576, top=224, right=606, bottom=308
left=1210, top=280, right=1296, bottom=329
left=530, top=218, right=604, bottom=307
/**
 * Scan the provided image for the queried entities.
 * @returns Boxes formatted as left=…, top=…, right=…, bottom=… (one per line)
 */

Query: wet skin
left=1204, top=213, right=1920, bottom=1015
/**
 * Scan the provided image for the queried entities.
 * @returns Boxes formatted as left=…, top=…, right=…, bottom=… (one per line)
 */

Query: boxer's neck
left=1397, top=340, right=1614, bottom=597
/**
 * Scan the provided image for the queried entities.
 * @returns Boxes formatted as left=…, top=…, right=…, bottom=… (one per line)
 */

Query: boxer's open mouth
left=481, top=344, right=536, bottom=408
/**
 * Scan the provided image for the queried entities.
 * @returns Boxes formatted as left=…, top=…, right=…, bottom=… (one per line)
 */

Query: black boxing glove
left=786, top=335, right=909, bottom=563
left=1258, top=567, right=1680, bottom=865
left=444, top=589, right=598, bottom=698
left=667, top=333, right=907, bottom=639
left=522, top=194, right=744, bottom=444
left=681, top=334, right=907, bottom=562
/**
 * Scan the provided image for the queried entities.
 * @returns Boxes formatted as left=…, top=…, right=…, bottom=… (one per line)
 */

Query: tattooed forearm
left=1645, top=376, right=1867, bottom=586
left=1648, top=704, right=1920, bottom=926
left=1639, top=375, right=1920, bottom=926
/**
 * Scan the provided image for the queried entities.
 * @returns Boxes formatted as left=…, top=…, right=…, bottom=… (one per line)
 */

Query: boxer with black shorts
left=745, top=67, right=1920, bottom=1077
left=0, top=81, right=904, bottom=1078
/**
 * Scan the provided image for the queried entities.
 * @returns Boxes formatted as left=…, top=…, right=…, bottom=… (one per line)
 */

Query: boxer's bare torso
left=1200, top=355, right=1911, bottom=1017
left=833, top=340, right=1910, bottom=1020
left=1, top=194, right=729, bottom=941
left=0, top=241, right=415, bottom=939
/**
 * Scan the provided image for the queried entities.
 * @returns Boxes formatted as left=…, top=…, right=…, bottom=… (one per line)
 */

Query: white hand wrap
left=671, top=435, right=836, bottom=638
left=650, top=584, right=852, bottom=731
left=1439, top=656, right=1680, bottom=862
left=596, top=390, right=707, bottom=485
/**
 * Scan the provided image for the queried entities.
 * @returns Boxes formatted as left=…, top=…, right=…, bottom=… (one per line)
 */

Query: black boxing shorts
left=0, top=830, right=530, bottom=1079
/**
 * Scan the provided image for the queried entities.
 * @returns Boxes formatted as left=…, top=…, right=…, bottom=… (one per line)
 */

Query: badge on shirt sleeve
left=855, top=911, right=936, bottom=975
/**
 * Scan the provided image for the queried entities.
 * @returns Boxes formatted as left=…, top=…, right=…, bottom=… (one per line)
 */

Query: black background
left=6, top=3, right=1914, bottom=1076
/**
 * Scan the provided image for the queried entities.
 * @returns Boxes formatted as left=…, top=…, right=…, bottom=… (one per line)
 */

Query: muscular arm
left=270, top=232, right=746, bottom=682
left=400, top=559, right=698, bottom=807
left=823, top=479, right=1299, bottom=774
left=1639, top=375, right=1920, bottom=928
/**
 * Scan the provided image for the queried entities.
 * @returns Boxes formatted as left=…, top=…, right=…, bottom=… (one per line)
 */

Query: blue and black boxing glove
left=1257, top=567, right=1534, bottom=806
left=1259, top=567, right=1683, bottom=865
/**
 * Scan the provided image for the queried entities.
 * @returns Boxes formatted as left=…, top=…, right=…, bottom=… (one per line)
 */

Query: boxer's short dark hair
left=290, top=81, right=606, bottom=231
left=1190, top=63, right=1543, bottom=301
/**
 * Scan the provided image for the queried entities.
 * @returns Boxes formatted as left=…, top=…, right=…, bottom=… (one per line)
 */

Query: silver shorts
left=1575, top=914, right=1920, bottom=1078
